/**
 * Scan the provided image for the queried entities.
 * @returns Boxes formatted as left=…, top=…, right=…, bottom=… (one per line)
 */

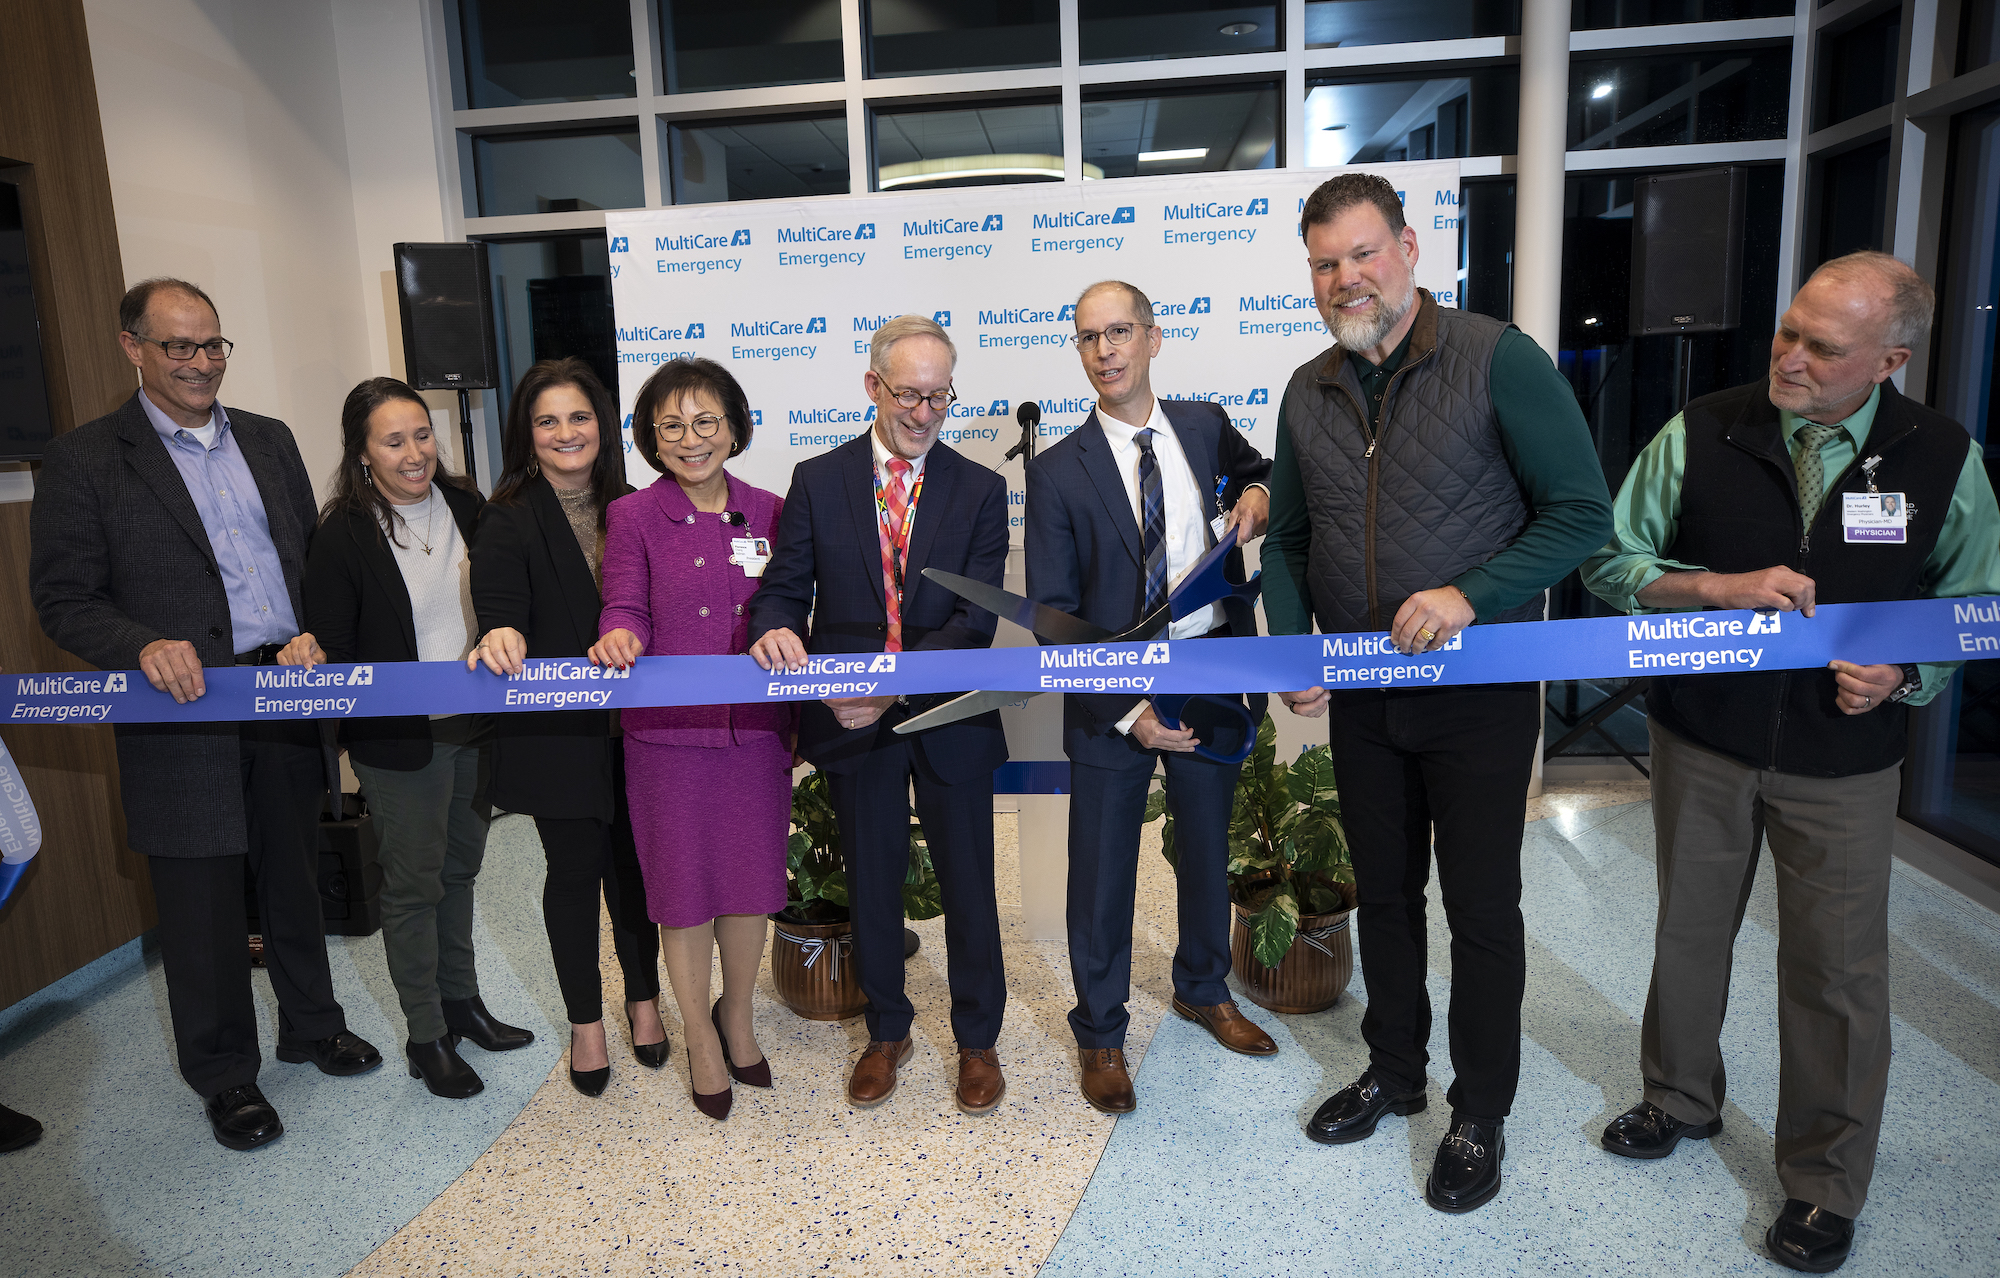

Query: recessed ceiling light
left=1138, top=148, right=1208, bottom=162
left=1322, top=124, right=1347, bottom=131
left=1218, top=21, right=1259, bottom=35
left=1591, top=83, right=1613, bottom=99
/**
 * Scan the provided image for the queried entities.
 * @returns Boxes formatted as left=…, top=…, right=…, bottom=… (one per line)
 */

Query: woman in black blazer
left=283, top=377, right=533, bottom=1101
left=467, top=358, right=666, bottom=1097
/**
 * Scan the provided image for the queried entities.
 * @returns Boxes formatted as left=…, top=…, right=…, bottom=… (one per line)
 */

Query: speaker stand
left=1672, top=334, right=1692, bottom=414
left=457, top=388, right=478, bottom=489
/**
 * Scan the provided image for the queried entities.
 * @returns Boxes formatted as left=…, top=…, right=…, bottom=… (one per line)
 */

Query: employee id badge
left=729, top=536, right=772, bottom=577
left=1210, top=514, right=1228, bottom=540
left=1842, top=492, right=1908, bottom=543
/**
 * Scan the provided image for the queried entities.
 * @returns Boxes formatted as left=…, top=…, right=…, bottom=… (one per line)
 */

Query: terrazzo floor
left=5, top=778, right=1996, bottom=1276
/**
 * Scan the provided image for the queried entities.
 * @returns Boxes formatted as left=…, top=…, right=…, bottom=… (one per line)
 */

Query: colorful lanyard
left=872, top=462, right=925, bottom=603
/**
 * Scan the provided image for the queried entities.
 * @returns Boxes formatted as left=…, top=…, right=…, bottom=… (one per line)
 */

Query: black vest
left=1646, top=379, right=1967, bottom=777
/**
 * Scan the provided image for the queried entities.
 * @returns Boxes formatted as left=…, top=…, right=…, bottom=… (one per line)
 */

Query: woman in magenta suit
left=588, top=357, right=790, bottom=1121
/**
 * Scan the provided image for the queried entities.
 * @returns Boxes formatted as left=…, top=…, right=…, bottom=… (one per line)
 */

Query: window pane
left=459, top=0, right=635, bottom=108
left=1816, top=7, right=1902, bottom=129
left=1904, top=108, right=2000, bottom=864
left=1081, top=85, right=1278, bottom=178
left=874, top=102, right=1063, bottom=191
left=670, top=116, right=850, bottom=203
left=479, top=234, right=618, bottom=433
left=1304, top=0, right=1518, bottom=48
left=1080, top=2, right=1278, bottom=63
left=1964, top=0, right=2000, bottom=75
left=1304, top=71, right=1518, bottom=164
left=661, top=0, right=843, bottom=93
left=866, top=1, right=1059, bottom=77
left=1810, top=139, right=1889, bottom=270
left=1569, top=48, right=1792, bottom=149
left=1571, top=0, right=1793, bottom=27
left=470, top=127, right=644, bottom=217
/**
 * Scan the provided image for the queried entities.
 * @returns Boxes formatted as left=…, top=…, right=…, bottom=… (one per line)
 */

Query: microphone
left=1003, top=400, right=1041, bottom=464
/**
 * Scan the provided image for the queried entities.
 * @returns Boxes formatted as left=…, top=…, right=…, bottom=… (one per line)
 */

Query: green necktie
left=1794, top=423, right=1844, bottom=527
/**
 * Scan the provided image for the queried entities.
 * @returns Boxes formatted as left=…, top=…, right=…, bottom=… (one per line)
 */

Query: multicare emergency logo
left=1163, top=197, right=1269, bottom=248
left=903, top=214, right=1004, bottom=263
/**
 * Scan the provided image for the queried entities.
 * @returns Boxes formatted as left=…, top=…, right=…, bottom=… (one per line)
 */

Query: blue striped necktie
left=1136, top=428, right=1168, bottom=615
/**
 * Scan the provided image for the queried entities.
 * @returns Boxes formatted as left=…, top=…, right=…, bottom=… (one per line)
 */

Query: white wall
left=83, top=0, right=454, bottom=500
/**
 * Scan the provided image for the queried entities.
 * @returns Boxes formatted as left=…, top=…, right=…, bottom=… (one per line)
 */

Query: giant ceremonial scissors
left=893, top=525, right=1265, bottom=763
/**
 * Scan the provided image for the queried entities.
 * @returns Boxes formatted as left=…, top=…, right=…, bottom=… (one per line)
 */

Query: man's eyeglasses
left=655, top=414, right=725, bottom=442
left=126, top=333, right=234, bottom=362
left=1069, top=323, right=1149, bottom=352
left=886, top=385, right=957, bottom=412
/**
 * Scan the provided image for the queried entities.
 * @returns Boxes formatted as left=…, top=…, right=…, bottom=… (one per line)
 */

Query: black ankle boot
left=406, top=1036, right=484, bottom=1099
left=441, top=996, right=534, bottom=1052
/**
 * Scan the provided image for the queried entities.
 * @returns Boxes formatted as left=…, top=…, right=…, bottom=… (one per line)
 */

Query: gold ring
left=1417, top=628, right=1436, bottom=643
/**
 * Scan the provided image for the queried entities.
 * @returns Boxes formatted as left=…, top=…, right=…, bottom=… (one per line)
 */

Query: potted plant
left=1144, top=715, right=1357, bottom=1014
left=769, top=770, right=943, bottom=1020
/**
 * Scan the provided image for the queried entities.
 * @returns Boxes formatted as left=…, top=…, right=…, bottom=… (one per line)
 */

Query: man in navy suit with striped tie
left=1024, top=281, right=1276, bottom=1114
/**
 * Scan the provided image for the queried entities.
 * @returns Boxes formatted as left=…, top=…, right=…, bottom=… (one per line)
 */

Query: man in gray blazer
left=30, top=278, right=379, bottom=1151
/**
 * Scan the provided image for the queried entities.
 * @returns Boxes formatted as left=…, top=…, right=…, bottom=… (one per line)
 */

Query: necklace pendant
left=423, top=546, right=433, bottom=555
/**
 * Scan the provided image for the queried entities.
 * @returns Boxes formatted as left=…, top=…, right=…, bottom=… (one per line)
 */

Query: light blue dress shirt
left=139, top=389, right=300, bottom=650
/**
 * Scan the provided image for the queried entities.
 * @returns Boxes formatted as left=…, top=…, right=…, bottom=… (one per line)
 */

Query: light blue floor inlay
left=0, top=815, right=563, bottom=1278
left=1045, top=801, right=2000, bottom=1277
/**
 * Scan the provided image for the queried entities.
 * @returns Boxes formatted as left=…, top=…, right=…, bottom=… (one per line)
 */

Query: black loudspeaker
left=317, top=792, right=383, bottom=937
left=1629, top=167, right=1748, bottom=336
left=392, top=241, right=499, bottom=390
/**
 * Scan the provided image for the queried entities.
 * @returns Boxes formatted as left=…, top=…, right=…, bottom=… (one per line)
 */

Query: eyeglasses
left=1069, top=323, right=1149, bottom=352
left=126, top=333, right=234, bottom=362
left=888, top=385, right=956, bottom=412
left=655, top=414, right=724, bottom=442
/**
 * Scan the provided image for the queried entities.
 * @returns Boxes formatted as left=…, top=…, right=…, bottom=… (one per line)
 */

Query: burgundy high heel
left=689, top=1047, right=732, bottom=1120
left=712, top=999, right=772, bottom=1088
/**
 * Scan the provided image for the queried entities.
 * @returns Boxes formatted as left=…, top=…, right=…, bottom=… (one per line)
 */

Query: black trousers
left=1325, top=683, right=1540, bottom=1120
left=533, top=743, right=660, bottom=1024
left=826, top=738, right=1005, bottom=1048
left=148, top=719, right=345, bottom=1098
left=1066, top=750, right=1238, bottom=1048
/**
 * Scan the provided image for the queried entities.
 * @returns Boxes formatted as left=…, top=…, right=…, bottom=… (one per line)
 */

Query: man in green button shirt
left=1581, top=251, right=2000, bottom=1274
left=1261, top=173, right=1612, bottom=1213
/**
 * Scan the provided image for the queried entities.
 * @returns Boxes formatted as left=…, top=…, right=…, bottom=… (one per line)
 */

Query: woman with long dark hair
left=589, top=357, right=790, bottom=1121
left=467, top=357, right=667, bottom=1097
left=281, top=377, right=533, bottom=1100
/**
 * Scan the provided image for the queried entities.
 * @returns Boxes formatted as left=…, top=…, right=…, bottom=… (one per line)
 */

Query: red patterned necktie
left=879, top=458, right=912, bottom=652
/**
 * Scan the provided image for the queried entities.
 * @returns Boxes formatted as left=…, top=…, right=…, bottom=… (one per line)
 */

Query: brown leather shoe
left=847, top=1036, right=913, bottom=1108
left=1173, top=998, right=1278, bottom=1056
left=1079, top=1047, right=1136, bottom=1114
left=956, top=1047, right=1006, bottom=1115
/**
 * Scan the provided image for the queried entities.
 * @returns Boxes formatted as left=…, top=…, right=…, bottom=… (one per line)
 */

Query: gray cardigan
left=29, top=391, right=319, bottom=859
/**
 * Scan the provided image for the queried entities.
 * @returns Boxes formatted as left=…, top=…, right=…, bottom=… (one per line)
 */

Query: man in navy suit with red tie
left=1025, top=281, right=1276, bottom=1114
left=749, top=315, right=1011, bottom=1116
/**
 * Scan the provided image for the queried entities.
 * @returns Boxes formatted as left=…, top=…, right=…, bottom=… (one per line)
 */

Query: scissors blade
left=919, top=570, right=1112, bottom=646
left=892, top=688, right=1041, bottom=735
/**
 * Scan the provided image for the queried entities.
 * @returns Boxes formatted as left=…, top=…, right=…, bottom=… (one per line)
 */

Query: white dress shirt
left=1096, top=398, right=1221, bottom=641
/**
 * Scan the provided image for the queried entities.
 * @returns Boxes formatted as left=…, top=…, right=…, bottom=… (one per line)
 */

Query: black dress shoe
left=1305, top=1069, right=1426, bottom=1145
left=441, top=996, right=534, bottom=1052
left=204, top=1083, right=283, bottom=1151
left=1766, top=1199, right=1855, bottom=1273
left=406, top=1036, right=484, bottom=1099
left=903, top=927, right=921, bottom=959
left=1601, top=1099, right=1720, bottom=1159
left=1425, top=1116, right=1505, bottom=1213
left=275, top=1029, right=383, bottom=1076
left=0, top=1104, right=44, bottom=1152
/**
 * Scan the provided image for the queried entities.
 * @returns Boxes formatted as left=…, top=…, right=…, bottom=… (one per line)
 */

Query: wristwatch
left=1885, top=664, right=1924, bottom=705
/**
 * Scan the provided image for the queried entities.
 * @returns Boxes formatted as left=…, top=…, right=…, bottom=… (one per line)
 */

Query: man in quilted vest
left=1262, top=173, right=1612, bottom=1213
left=1581, top=253, right=2000, bottom=1273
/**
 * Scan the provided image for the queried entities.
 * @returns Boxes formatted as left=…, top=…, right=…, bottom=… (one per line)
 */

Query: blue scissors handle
left=1150, top=693, right=1258, bottom=765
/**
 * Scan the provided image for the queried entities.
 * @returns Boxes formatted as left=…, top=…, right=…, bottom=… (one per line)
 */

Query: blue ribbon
left=3, top=597, right=1996, bottom=726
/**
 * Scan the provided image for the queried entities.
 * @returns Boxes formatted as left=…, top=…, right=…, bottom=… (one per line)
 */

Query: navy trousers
left=1066, top=749, right=1239, bottom=1049
left=826, top=737, right=1006, bottom=1048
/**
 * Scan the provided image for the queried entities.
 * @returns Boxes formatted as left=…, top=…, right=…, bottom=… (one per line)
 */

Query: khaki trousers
left=1643, top=721, right=1897, bottom=1218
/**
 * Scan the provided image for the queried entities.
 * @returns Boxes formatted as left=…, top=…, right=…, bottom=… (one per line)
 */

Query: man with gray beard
left=1261, top=173, right=1612, bottom=1213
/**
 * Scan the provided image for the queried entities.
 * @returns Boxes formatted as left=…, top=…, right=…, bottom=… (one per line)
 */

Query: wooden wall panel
left=0, top=0, right=157, bottom=1009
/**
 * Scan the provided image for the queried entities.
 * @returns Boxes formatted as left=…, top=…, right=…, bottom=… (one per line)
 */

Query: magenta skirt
left=624, top=734, right=792, bottom=928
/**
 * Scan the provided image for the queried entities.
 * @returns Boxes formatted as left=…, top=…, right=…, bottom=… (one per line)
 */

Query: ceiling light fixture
left=1218, top=22, right=1259, bottom=35
left=1138, top=147, right=1208, bottom=162
left=1591, top=83, right=1613, bottom=99
left=1321, top=123, right=1347, bottom=131
left=878, top=154, right=1106, bottom=188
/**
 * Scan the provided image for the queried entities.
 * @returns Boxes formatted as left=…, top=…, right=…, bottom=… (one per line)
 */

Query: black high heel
left=712, top=999, right=771, bottom=1088
left=568, top=1024, right=610, bottom=1097
left=628, top=999, right=669, bottom=1070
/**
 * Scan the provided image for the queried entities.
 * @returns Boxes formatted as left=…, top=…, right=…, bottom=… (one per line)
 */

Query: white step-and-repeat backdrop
left=603, top=161, right=1462, bottom=530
